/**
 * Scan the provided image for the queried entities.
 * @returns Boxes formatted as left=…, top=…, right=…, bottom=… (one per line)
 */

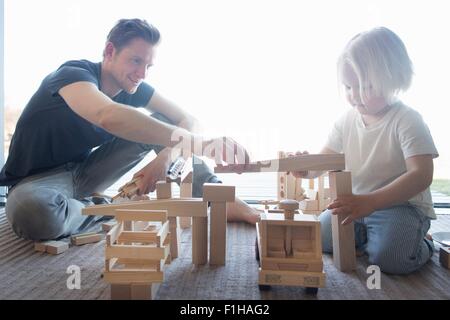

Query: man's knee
left=6, top=188, right=67, bottom=241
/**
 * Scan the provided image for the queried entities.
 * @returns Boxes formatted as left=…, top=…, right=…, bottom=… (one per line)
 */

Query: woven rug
left=1, top=209, right=449, bottom=300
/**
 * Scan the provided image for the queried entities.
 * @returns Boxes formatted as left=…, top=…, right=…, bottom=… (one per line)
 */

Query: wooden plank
left=329, top=171, right=356, bottom=272
left=115, top=209, right=168, bottom=222
left=192, top=216, right=208, bottom=265
left=107, top=222, right=123, bottom=246
left=111, top=284, right=131, bottom=300
left=203, top=184, right=235, bottom=202
left=261, top=258, right=323, bottom=272
left=215, top=154, right=345, bottom=173
left=259, top=268, right=325, bottom=288
left=46, top=241, right=69, bottom=255
left=130, top=283, right=160, bottom=300
left=156, top=221, right=170, bottom=248
left=179, top=182, right=193, bottom=229
left=82, top=199, right=207, bottom=218
left=103, top=270, right=164, bottom=284
left=440, top=246, right=450, bottom=269
left=168, top=217, right=181, bottom=259
left=117, top=231, right=157, bottom=243
left=72, top=234, right=102, bottom=246
left=209, top=202, right=227, bottom=265
left=105, top=245, right=169, bottom=260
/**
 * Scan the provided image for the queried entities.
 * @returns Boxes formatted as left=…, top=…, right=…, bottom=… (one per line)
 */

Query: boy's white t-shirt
left=325, top=101, right=439, bottom=219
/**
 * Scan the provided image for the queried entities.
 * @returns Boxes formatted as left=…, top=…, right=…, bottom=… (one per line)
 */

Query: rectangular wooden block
left=130, top=283, right=160, bottom=300
left=259, top=268, right=326, bottom=287
left=72, top=233, right=102, bottom=246
left=192, top=216, right=208, bottom=265
left=156, top=181, right=173, bottom=199
left=34, top=241, right=52, bottom=252
left=209, top=202, right=227, bottom=265
left=329, top=171, right=356, bottom=272
left=102, top=221, right=117, bottom=232
left=203, top=184, right=235, bottom=202
left=111, top=284, right=131, bottom=300
left=46, top=241, right=69, bottom=255
left=440, top=246, right=450, bottom=269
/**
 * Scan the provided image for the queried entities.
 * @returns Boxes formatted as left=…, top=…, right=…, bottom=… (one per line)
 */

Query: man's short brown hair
left=105, top=19, right=160, bottom=56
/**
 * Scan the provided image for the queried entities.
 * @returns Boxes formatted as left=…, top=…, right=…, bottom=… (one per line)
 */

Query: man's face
left=108, top=38, right=155, bottom=94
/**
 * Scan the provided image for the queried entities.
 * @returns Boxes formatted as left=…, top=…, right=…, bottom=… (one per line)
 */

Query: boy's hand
left=327, top=194, right=377, bottom=225
left=288, top=151, right=309, bottom=178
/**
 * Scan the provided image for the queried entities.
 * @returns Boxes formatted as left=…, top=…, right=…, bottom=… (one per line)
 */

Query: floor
left=0, top=208, right=449, bottom=300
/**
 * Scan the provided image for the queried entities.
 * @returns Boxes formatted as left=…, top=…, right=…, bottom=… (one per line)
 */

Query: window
left=3, top=0, right=449, bottom=203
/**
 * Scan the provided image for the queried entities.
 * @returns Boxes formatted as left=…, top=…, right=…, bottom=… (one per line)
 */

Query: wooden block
left=130, top=283, right=160, bottom=300
left=179, top=182, right=193, bottom=229
left=71, top=234, right=102, bottom=246
left=209, top=202, right=227, bottom=265
left=299, top=199, right=319, bottom=211
left=286, top=174, right=297, bottom=200
left=202, top=184, right=235, bottom=202
left=102, top=221, right=117, bottom=232
left=34, top=241, right=52, bottom=252
left=215, top=154, right=345, bottom=173
left=111, top=284, right=131, bottom=300
left=192, top=216, right=208, bottom=265
left=168, top=217, right=181, bottom=259
left=115, top=209, right=168, bottom=222
left=103, top=270, right=164, bottom=284
left=261, top=258, right=323, bottom=272
left=440, top=246, right=450, bottom=269
left=107, top=222, right=123, bottom=246
left=156, top=181, right=173, bottom=199
left=259, top=269, right=326, bottom=287
left=181, top=171, right=193, bottom=184
left=46, top=241, right=69, bottom=255
left=83, top=199, right=208, bottom=218
left=329, top=171, right=356, bottom=272
left=105, top=245, right=169, bottom=260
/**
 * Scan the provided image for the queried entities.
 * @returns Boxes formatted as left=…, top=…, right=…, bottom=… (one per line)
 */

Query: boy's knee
left=367, top=247, right=426, bottom=275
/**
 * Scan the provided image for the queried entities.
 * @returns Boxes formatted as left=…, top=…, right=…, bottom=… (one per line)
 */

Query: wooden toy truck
left=256, top=199, right=324, bottom=294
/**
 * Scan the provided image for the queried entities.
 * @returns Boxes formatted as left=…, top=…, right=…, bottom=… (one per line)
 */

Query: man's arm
left=59, top=81, right=194, bottom=147
left=145, top=91, right=201, bottom=133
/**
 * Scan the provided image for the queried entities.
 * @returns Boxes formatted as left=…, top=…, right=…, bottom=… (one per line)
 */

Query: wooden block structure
left=103, top=209, right=170, bottom=300
left=35, top=241, right=69, bottom=255
left=203, top=183, right=236, bottom=265
left=256, top=200, right=325, bottom=289
left=440, top=246, right=450, bottom=269
left=82, top=184, right=232, bottom=266
left=214, top=153, right=356, bottom=273
left=276, top=152, right=330, bottom=215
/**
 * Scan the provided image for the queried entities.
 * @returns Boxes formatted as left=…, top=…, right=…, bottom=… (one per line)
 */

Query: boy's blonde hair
left=338, top=27, right=413, bottom=104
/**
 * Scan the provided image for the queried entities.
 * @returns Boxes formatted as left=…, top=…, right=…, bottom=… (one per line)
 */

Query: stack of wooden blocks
left=277, top=151, right=332, bottom=215
left=103, top=209, right=170, bottom=300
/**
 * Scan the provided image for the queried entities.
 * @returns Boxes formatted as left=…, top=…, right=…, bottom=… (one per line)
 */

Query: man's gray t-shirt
left=0, top=59, right=154, bottom=186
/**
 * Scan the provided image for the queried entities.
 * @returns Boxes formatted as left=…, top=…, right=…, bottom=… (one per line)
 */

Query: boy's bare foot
left=227, top=198, right=261, bottom=224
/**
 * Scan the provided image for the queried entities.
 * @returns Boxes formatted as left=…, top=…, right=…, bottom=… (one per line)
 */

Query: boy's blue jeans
left=319, top=205, right=434, bottom=275
left=6, top=113, right=219, bottom=241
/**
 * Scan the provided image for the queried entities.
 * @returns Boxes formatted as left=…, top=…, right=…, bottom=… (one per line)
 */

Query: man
left=0, top=19, right=259, bottom=241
